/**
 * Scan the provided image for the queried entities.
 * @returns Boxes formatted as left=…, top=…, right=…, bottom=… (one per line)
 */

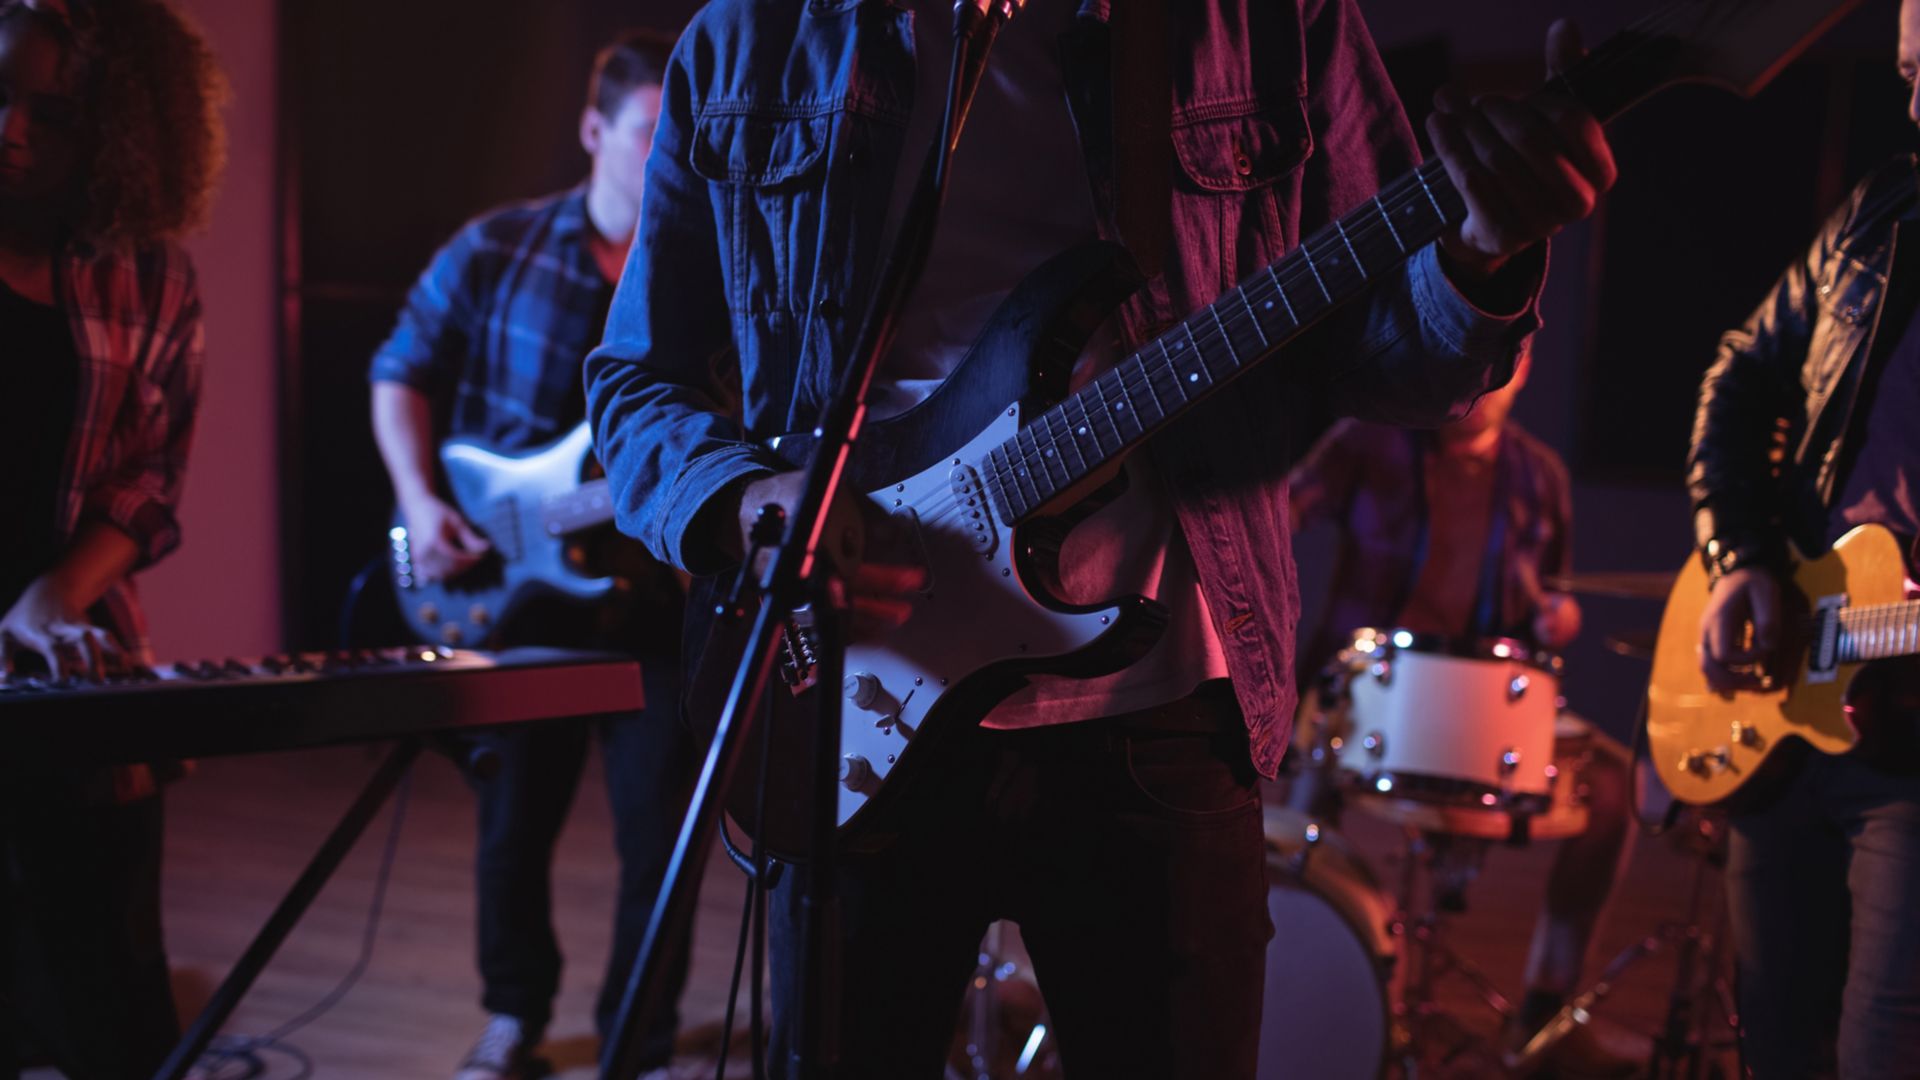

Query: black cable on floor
left=196, top=762, right=413, bottom=1077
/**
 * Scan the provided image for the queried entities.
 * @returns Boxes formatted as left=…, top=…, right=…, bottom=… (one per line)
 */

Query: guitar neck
left=541, top=478, right=615, bottom=537
left=984, top=159, right=1462, bottom=524
left=1835, top=600, right=1920, bottom=663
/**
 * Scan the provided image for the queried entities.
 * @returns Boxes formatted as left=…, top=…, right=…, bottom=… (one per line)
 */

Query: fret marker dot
left=1264, top=300, right=1274, bottom=310
left=1115, top=402, right=1126, bottom=411
left=1076, top=426, right=1087, bottom=436
left=1188, top=372, right=1199, bottom=383
left=1045, top=448, right=1054, bottom=457
left=1172, top=341, right=1183, bottom=351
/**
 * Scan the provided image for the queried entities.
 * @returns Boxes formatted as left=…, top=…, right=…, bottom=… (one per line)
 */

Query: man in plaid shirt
left=368, top=30, right=692, bottom=1080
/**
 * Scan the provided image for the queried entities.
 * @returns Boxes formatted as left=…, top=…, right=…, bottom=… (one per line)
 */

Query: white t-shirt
left=870, top=0, right=1229, bottom=728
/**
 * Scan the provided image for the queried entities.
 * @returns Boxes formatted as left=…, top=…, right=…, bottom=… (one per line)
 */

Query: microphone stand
left=600, top=4, right=1017, bottom=1077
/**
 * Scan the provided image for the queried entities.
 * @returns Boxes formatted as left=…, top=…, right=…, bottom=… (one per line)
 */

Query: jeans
left=1727, top=744, right=1920, bottom=1079
left=467, top=661, right=691, bottom=1066
left=0, top=791, right=177, bottom=1080
left=765, top=682, right=1272, bottom=1080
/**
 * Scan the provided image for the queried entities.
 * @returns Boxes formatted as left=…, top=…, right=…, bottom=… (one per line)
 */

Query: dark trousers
left=0, top=791, right=178, bottom=1080
left=468, top=661, right=691, bottom=1066
left=1727, top=745, right=1920, bottom=1079
left=766, top=684, right=1272, bottom=1080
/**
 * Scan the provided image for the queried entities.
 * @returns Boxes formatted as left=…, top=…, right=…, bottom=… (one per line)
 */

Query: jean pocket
left=1120, top=731, right=1259, bottom=820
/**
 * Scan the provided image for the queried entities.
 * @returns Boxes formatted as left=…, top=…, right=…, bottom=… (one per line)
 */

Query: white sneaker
left=454, top=1014, right=539, bottom=1080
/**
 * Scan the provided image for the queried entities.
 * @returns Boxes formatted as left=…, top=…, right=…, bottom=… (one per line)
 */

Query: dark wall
left=280, top=0, right=703, bottom=647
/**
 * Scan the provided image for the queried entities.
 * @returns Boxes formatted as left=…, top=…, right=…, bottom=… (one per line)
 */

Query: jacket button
left=816, top=296, right=843, bottom=318
left=1235, top=154, right=1253, bottom=176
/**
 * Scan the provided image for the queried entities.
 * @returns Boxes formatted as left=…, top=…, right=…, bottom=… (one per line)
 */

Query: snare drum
left=1322, top=628, right=1563, bottom=811
left=1258, top=807, right=1397, bottom=1080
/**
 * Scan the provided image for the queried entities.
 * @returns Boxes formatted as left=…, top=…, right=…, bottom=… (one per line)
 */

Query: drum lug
left=1362, top=731, right=1386, bottom=758
left=1498, top=747, right=1522, bottom=774
left=1508, top=673, right=1530, bottom=702
left=1370, top=661, right=1391, bottom=685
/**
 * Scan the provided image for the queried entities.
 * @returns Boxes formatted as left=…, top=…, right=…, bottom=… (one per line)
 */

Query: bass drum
left=1259, top=807, right=1397, bottom=1080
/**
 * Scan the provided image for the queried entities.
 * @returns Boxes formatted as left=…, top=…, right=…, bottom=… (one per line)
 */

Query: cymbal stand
left=1506, top=815, right=1736, bottom=1078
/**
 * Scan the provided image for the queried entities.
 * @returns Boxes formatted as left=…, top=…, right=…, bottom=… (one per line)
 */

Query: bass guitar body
left=390, top=423, right=618, bottom=647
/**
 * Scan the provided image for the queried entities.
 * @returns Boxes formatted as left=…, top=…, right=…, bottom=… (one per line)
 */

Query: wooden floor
left=36, top=745, right=1737, bottom=1078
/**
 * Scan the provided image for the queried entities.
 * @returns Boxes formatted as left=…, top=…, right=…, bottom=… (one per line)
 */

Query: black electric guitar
left=688, top=0, right=1865, bottom=856
left=388, top=423, right=620, bottom=646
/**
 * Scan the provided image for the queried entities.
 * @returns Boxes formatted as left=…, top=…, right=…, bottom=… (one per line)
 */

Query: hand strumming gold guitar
left=1649, top=524, right=1917, bottom=807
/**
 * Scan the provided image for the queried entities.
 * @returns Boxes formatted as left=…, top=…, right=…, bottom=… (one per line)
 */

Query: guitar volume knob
left=843, top=672, right=881, bottom=710
left=840, top=754, right=874, bottom=791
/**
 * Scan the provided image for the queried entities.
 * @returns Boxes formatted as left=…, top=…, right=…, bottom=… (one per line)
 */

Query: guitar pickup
left=1809, top=591, right=1846, bottom=684
left=949, top=463, right=998, bottom=557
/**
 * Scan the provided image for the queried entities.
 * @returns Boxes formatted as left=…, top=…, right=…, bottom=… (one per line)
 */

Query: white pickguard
left=832, top=406, right=1124, bottom=827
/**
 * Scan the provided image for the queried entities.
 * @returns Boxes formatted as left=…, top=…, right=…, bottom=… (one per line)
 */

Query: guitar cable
left=194, top=761, right=414, bottom=1079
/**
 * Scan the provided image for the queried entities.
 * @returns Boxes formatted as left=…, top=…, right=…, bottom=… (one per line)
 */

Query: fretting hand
left=1427, top=19, right=1617, bottom=282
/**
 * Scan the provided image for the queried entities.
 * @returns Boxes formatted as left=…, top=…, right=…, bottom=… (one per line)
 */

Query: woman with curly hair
left=0, top=0, right=224, bottom=1074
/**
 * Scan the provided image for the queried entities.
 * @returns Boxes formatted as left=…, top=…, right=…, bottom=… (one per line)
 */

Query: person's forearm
left=47, top=521, right=141, bottom=611
left=371, top=381, right=441, bottom=510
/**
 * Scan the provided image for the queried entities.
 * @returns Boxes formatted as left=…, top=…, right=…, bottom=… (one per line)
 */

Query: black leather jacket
left=1689, top=157, right=1920, bottom=575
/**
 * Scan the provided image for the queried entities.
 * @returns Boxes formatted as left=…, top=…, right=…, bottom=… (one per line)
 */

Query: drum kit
left=949, top=617, right=1739, bottom=1080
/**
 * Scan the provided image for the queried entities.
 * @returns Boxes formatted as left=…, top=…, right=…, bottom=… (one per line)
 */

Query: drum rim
left=1262, top=842, right=1395, bottom=1076
left=1338, top=766, right=1559, bottom=812
left=1346, top=626, right=1564, bottom=674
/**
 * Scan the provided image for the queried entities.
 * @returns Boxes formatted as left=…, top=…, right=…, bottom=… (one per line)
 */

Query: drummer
left=1288, top=344, right=1636, bottom=1075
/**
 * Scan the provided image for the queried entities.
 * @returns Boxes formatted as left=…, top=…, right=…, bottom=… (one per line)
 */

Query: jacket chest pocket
left=690, top=112, right=833, bottom=316
left=1170, top=100, right=1312, bottom=195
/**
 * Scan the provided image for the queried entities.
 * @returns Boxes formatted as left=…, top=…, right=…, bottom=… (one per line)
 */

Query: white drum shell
left=1335, top=641, right=1560, bottom=799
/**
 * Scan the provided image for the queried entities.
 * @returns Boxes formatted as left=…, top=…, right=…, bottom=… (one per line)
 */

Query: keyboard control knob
left=840, top=754, right=874, bottom=791
left=843, top=672, right=881, bottom=710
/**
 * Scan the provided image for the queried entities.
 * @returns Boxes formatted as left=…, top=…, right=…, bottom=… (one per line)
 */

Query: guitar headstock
left=1563, top=0, right=1868, bottom=124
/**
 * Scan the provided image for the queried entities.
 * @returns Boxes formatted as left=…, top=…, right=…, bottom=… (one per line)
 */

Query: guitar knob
left=840, top=754, right=874, bottom=791
left=1678, top=750, right=1709, bottom=777
left=843, top=672, right=881, bottom=710
left=1731, top=721, right=1760, bottom=747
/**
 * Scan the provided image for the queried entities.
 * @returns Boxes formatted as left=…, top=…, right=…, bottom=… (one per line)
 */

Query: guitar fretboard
left=542, top=479, right=614, bottom=537
left=1836, top=601, right=1920, bottom=663
left=981, top=159, right=1465, bottom=525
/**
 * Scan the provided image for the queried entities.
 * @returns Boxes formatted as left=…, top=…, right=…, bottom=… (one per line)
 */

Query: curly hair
left=1, top=0, right=227, bottom=246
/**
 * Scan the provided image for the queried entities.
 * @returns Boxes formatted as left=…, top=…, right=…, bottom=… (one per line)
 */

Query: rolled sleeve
left=83, top=253, right=204, bottom=567
left=1319, top=242, right=1545, bottom=429
left=1407, top=241, right=1544, bottom=368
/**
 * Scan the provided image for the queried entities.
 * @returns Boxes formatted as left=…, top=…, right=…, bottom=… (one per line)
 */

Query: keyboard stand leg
left=151, top=737, right=423, bottom=1080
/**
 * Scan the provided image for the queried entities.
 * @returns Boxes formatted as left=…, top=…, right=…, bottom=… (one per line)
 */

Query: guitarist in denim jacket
left=1691, top=7, right=1920, bottom=1072
left=588, top=2, right=1615, bottom=1076
left=368, top=32, right=692, bottom=1080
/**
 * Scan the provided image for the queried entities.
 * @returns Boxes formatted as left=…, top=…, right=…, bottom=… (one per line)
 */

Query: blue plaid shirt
left=370, top=186, right=610, bottom=450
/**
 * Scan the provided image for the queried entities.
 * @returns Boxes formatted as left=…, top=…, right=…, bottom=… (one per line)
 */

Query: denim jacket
left=586, top=0, right=1542, bottom=776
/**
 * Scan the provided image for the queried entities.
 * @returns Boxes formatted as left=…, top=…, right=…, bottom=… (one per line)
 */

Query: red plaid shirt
left=54, top=240, right=204, bottom=662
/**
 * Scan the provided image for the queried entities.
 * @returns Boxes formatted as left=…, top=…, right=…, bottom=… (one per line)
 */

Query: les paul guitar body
left=1648, top=525, right=1912, bottom=807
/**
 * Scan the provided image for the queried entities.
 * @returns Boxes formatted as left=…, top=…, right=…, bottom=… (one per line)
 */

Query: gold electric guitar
left=1648, top=524, right=1917, bottom=807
